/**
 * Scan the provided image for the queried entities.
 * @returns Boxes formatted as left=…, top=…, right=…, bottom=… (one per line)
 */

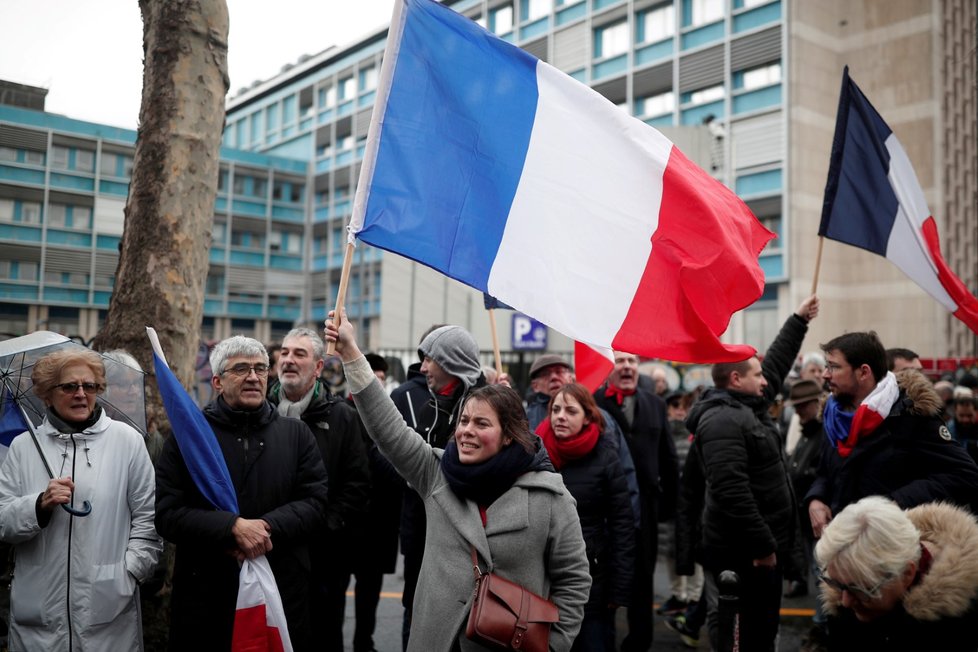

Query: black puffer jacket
left=557, top=435, right=635, bottom=614
left=805, top=370, right=978, bottom=516
left=156, top=397, right=329, bottom=651
left=685, top=313, right=807, bottom=569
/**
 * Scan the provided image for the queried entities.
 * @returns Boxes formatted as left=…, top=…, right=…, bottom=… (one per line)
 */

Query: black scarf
left=440, top=439, right=536, bottom=507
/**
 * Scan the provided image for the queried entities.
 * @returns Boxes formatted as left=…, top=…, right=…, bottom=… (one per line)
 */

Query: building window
left=253, top=177, right=268, bottom=199
left=0, top=199, right=13, bottom=220
left=637, top=4, right=675, bottom=44
left=231, top=230, right=264, bottom=249
left=51, top=146, right=69, bottom=170
left=595, top=20, right=629, bottom=58
left=265, top=104, right=279, bottom=132
left=489, top=4, right=514, bottom=35
left=682, top=84, right=725, bottom=106
left=232, top=176, right=246, bottom=196
left=522, top=0, right=551, bottom=22
left=683, top=0, right=724, bottom=27
left=338, top=76, right=354, bottom=101
left=47, top=203, right=67, bottom=228
left=635, top=90, right=675, bottom=117
left=72, top=206, right=92, bottom=230
left=24, top=150, right=45, bottom=165
left=75, top=149, right=95, bottom=173
left=360, top=66, right=378, bottom=92
left=320, top=85, right=336, bottom=107
left=734, top=61, right=782, bottom=90
left=0, top=147, right=16, bottom=162
left=283, top=96, right=297, bottom=126
left=21, top=202, right=41, bottom=224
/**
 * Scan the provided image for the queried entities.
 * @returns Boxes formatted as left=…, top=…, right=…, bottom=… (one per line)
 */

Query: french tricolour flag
left=820, top=66, right=978, bottom=334
left=146, top=328, right=292, bottom=652
left=350, top=0, right=773, bottom=364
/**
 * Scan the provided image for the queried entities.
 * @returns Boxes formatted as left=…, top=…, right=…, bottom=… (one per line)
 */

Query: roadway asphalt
left=342, top=554, right=819, bottom=651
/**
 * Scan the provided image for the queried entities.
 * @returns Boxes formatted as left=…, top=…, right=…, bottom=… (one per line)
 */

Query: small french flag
left=820, top=66, right=978, bottom=335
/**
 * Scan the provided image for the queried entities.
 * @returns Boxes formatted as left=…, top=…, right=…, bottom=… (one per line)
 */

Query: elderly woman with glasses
left=0, top=348, right=162, bottom=651
left=812, top=495, right=978, bottom=651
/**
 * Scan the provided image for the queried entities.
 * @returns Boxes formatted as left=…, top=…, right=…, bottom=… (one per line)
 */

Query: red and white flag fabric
left=349, top=0, right=772, bottom=364
left=147, top=328, right=292, bottom=652
left=820, top=66, right=978, bottom=334
left=232, top=556, right=292, bottom=652
left=574, top=342, right=615, bottom=393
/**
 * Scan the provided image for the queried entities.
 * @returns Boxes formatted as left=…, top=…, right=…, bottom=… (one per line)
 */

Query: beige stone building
left=783, top=0, right=976, bottom=357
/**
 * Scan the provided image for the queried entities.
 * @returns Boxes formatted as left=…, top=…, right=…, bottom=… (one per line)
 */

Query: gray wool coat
left=345, top=355, right=591, bottom=652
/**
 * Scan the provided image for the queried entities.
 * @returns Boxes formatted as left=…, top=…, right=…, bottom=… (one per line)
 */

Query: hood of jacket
left=891, top=369, right=944, bottom=418
left=418, top=325, right=483, bottom=390
left=37, top=405, right=112, bottom=441
left=821, top=502, right=978, bottom=620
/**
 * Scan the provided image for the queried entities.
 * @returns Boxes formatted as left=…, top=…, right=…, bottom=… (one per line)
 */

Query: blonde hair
left=31, top=349, right=106, bottom=402
left=815, top=495, right=920, bottom=590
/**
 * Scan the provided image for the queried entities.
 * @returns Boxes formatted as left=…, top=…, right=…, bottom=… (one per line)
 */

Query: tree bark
left=93, top=0, right=229, bottom=423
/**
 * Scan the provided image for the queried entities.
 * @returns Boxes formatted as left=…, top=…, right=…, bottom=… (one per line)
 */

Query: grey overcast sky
left=0, top=0, right=396, bottom=130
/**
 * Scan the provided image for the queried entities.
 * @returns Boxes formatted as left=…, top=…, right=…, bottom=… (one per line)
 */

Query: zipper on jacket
left=66, top=434, right=78, bottom=651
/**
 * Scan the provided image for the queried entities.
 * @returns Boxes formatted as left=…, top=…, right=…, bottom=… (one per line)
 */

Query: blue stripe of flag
left=819, top=66, right=900, bottom=256
left=152, top=352, right=238, bottom=514
left=358, top=0, right=540, bottom=290
left=0, top=388, right=29, bottom=448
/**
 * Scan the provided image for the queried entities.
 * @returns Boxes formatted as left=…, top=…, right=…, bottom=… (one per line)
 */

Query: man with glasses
left=813, top=495, right=978, bottom=649
left=806, top=331, right=978, bottom=546
left=156, top=335, right=329, bottom=651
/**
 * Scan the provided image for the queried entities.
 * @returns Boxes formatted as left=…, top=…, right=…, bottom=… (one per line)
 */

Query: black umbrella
left=0, top=331, right=148, bottom=517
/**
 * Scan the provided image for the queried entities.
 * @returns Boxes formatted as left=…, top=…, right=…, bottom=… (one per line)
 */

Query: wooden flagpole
left=325, top=242, right=355, bottom=356
left=811, top=236, right=825, bottom=296
left=488, top=308, right=503, bottom=378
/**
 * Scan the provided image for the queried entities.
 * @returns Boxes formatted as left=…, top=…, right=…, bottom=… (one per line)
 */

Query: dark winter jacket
left=594, top=386, right=679, bottom=570
left=556, top=435, right=636, bottom=614
left=155, top=397, right=329, bottom=652
left=805, top=370, right=978, bottom=516
left=268, top=380, right=370, bottom=539
left=788, top=418, right=825, bottom=540
left=685, top=313, right=808, bottom=569
left=816, top=502, right=978, bottom=651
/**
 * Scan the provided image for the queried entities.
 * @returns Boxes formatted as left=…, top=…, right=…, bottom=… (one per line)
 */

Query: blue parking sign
left=511, top=314, right=547, bottom=351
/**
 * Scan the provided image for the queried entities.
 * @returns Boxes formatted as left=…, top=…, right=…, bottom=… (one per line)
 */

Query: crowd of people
left=1, top=298, right=977, bottom=651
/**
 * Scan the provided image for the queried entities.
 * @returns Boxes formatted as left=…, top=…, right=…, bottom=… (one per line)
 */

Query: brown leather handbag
left=465, top=545, right=560, bottom=651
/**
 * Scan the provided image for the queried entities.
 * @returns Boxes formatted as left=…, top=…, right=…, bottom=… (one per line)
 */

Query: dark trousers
left=572, top=609, right=617, bottom=652
left=621, top=524, right=656, bottom=652
left=316, top=564, right=353, bottom=652
left=705, top=562, right=783, bottom=652
left=352, top=568, right=385, bottom=652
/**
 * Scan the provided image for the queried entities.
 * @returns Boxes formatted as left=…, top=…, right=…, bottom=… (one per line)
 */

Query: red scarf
left=604, top=384, right=635, bottom=406
left=535, top=418, right=601, bottom=470
left=438, top=378, right=460, bottom=396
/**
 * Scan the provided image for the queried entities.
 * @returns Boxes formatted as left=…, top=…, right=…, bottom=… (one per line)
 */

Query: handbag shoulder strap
left=470, top=544, right=484, bottom=580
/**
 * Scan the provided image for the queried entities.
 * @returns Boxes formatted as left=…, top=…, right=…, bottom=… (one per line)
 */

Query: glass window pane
left=75, top=149, right=95, bottom=173
left=51, top=146, right=69, bottom=170
left=47, top=203, right=67, bottom=228
left=491, top=5, right=514, bottom=34
left=596, top=21, right=629, bottom=58
left=639, top=4, right=675, bottom=43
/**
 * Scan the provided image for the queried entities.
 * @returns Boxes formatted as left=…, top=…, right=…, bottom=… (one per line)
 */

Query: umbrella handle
left=61, top=500, right=92, bottom=517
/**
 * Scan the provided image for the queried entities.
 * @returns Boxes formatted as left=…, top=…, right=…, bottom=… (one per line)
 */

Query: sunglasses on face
left=815, top=566, right=893, bottom=601
left=55, top=382, right=104, bottom=396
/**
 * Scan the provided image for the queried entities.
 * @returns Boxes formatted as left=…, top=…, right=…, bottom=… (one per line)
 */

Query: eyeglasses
left=221, top=363, right=270, bottom=378
left=55, top=382, right=104, bottom=396
left=815, top=566, right=893, bottom=601
left=824, top=363, right=848, bottom=375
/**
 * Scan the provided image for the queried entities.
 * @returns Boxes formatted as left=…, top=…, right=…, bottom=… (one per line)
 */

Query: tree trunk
left=93, top=0, right=229, bottom=419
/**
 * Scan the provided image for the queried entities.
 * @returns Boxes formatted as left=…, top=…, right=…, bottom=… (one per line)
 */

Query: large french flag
left=350, top=0, right=773, bottom=363
left=146, top=328, right=292, bottom=652
left=820, top=66, right=978, bottom=334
